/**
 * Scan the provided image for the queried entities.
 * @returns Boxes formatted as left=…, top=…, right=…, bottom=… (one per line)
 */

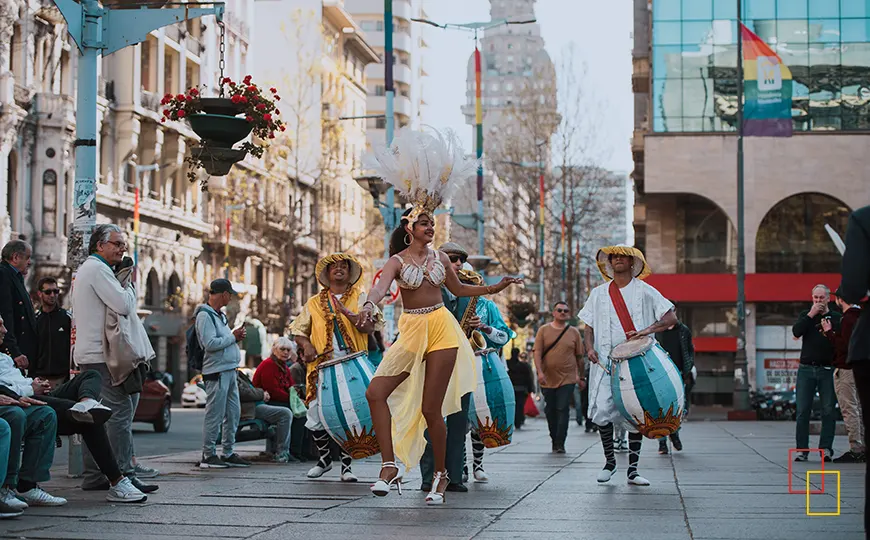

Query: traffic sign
left=373, top=268, right=400, bottom=305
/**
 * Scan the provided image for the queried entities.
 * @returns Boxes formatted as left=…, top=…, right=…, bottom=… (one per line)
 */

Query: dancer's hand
left=301, top=342, right=317, bottom=364
left=494, top=276, right=523, bottom=293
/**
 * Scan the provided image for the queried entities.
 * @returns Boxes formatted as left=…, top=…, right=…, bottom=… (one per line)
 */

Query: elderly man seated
left=237, top=367, right=296, bottom=463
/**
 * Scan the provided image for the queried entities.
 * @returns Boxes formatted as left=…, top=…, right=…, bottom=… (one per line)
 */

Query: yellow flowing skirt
left=374, top=306, right=477, bottom=469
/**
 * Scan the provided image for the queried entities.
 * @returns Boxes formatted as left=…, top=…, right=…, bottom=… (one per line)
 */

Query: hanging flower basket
left=161, top=75, right=285, bottom=188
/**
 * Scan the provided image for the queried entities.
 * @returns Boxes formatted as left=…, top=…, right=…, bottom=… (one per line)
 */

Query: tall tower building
left=345, top=0, right=429, bottom=147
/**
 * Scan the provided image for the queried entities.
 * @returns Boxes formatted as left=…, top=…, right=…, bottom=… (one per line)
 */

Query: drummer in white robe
left=577, top=245, right=677, bottom=486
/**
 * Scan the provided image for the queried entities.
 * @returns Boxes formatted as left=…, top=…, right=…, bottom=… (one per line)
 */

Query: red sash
left=608, top=281, right=636, bottom=338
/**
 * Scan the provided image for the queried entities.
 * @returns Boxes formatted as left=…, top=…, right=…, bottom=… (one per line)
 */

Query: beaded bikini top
left=393, top=250, right=446, bottom=290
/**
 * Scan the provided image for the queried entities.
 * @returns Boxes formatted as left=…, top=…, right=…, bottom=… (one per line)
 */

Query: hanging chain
left=218, top=20, right=226, bottom=97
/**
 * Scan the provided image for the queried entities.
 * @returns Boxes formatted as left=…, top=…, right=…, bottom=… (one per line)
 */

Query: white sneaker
left=340, top=470, right=358, bottom=482
left=0, top=487, right=27, bottom=511
left=628, top=474, right=651, bottom=486
left=17, top=487, right=67, bottom=507
left=307, top=463, right=333, bottom=479
left=473, top=469, right=489, bottom=483
left=106, top=477, right=147, bottom=503
left=69, top=398, right=112, bottom=424
left=597, top=466, right=617, bottom=483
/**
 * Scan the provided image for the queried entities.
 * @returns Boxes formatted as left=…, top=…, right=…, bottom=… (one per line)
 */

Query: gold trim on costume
left=404, top=303, right=444, bottom=315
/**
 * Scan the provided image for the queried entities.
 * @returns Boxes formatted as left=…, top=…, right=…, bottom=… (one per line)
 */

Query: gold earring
left=404, top=233, right=412, bottom=246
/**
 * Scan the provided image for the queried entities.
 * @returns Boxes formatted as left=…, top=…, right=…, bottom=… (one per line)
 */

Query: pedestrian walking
left=792, top=284, right=840, bottom=462
left=533, top=302, right=585, bottom=454
left=839, top=204, right=870, bottom=537
left=822, top=291, right=864, bottom=463
left=195, top=278, right=249, bottom=469
left=33, top=277, right=72, bottom=387
left=655, top=319, right=694, bottom=454
left=507, top=348, right=533, bottom=429
left=72, top=224, right=158, bottom=494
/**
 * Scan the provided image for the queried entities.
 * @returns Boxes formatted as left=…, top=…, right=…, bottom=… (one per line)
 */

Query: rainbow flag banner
left=741, top=23, right=793, bottom=137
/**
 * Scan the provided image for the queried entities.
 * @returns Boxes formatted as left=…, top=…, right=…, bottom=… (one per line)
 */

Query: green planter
left=188, top=114, right=253, bottom=147
left=199, top=97, right=244, bottom=116
left=191, top=146, right=247, bottom=176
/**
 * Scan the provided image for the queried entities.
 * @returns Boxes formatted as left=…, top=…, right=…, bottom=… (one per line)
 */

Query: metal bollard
left=68, top=434, right=83, bottom=478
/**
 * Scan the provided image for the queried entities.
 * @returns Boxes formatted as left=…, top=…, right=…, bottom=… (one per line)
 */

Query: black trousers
left=514, top=389, right=528, bottom=428
left=39, top=394, right=122, bottom=483
left=852, top=361, right=870, bottom=538
left=49, top=370, right=102, bottom=402
left=542, top=384, right=575, bottom=447
left=421, top=393, right=471, bottom=485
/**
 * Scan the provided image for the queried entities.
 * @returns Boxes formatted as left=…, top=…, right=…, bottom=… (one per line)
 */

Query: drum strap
left=608, top=281, right=637, bottom=338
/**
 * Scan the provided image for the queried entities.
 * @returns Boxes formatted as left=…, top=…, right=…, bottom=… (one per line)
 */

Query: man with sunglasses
left=33, top=277, right=72, bottom=388
left=534, top=302, right=585, bottom=454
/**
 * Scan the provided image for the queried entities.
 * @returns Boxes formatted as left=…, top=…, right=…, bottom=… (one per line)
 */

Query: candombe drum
left=316, top=351, right=380, bottom=458
left=468, top=348, right=515, bottom=448
left=609, top=336, right=684, bottom=439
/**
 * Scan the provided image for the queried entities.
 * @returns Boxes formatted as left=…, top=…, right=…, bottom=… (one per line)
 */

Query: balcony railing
left=140, top=90, right=162, bottom=113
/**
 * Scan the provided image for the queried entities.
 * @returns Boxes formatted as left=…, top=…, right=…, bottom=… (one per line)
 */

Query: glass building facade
left=652, top=0, right=870, bottom=132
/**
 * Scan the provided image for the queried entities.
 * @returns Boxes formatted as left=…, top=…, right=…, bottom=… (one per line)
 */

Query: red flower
left=270, top=87, right=277, bottom=93
left=246, top=115, right=254, bottom=122
left=231, top=95, right=241, bottom=103
left=244, top=75, right=252, bottom=83
left=177, top=110, right=186, bottom=118
left=247, top=85, right=257, bottom=93
left=161, top=118, right=166, bottom=123
left=256, top=104, right=266, bottom=111
left=163, top=109, right=170, bottom=116
left=263, top=113, right=272, bottom=121
left=176, top=94, right=186, bottom=101
left=268, top=133, right=275, bottom=139
left=223, top=77, right=232, bottom=84
left=279, top=125, right=286, bottom=131
left=164, top=93, right=173, bottom=99
left=275, top=95, right=281, bottom=101
left=189, top=88, right=199, bottom=96
left=275, top=109, right=280, bottom=115
left=239, top=96, right=248, bottom=104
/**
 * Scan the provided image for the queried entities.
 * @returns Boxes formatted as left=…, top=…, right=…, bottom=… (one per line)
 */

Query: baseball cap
left=209, top=278, right=237, bottom=295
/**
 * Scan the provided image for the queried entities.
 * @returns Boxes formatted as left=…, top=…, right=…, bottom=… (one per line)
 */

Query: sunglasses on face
left=448, top=255, right=465, bottom=263
left=555, top=308, right=569, bottom=313
left=41, top=289, right=60, bottom=295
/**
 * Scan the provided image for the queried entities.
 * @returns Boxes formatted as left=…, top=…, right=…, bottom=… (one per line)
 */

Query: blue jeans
left=0, top=419, right=10, bottom=486
left=0, top=405, right=57, bottom=488
left=795, top=364, right=836, bottom=451
left=542, top=384, right=575, bottom=447
left=202, top=368, right=241, bottom=457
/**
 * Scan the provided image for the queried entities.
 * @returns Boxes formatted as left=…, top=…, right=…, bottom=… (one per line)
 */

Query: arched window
left=676, top=194, right=736, bottom=273
left=166, top=272, right=182, bottom=310
left=144, top=269, right=160, bottom=307
left=756, top=193, right=851, bottom=273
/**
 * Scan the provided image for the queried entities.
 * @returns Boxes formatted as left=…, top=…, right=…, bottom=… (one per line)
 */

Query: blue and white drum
left=609, top=336, right=685, bottom=439
left=468, top=348, right=515, bottom=448
left=316, top=351, right=380, bottom=458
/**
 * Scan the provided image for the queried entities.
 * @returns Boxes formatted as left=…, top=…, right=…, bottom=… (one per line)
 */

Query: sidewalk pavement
left=0, top=417, right=863, bottom=540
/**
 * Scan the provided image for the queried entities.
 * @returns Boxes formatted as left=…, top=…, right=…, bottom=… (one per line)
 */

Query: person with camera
left=792, top=284, right=841, bottom=463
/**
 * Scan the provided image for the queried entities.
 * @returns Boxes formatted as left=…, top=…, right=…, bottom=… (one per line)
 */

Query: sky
left=422, top=0, right=634, bottom=175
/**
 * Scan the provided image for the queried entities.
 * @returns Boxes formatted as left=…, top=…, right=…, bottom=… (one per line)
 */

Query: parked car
left=182, top=375, right=207, bottom=408
left=134, top=372, right=172, bottom=432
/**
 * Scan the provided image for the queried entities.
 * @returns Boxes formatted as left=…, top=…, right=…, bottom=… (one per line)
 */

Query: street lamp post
left=411, top=17, right=535, bottom=257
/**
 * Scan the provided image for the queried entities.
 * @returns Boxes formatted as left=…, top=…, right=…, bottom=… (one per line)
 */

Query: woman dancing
left=340, top=128, right=521, bottom=505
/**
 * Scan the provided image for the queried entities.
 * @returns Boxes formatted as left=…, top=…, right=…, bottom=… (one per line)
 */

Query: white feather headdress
left=363, top=127, right=479, bottom=226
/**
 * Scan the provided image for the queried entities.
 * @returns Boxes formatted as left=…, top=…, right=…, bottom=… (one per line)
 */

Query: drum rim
left=317, top=350, right=368, bottom=370
left=609, top=335, right=654, bottom=362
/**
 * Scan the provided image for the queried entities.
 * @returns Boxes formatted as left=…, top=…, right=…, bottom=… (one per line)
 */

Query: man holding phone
left=793, top=284, right=841, bottom=462
left=196, top=279, right=249, bottom=469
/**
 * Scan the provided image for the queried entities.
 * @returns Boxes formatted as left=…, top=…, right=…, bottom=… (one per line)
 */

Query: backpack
left=186, top=309, right=219, bottom=373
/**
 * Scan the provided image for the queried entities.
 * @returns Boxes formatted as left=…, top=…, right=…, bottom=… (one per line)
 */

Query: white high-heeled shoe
left=370, top=462, right=402, bottom=497
left=425, top=471, right=448, bottom=506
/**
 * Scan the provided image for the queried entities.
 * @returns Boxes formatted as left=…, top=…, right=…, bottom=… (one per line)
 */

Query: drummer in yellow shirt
left=290, top=253, right=381, bottom=482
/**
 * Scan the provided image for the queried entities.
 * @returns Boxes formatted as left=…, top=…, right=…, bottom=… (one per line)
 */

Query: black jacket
left=841, top=205, right=870, bottom=363
left=656, top=323, right=695, bottom=379
left=34, top=308, right=72, bottom=378
left=0, top=261, right=38, bottom=361
left=793, top=309, right=841, bottom=366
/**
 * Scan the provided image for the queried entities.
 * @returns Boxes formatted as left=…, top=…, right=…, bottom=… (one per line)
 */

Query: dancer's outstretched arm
left=439, top=251, right=522, bottom=298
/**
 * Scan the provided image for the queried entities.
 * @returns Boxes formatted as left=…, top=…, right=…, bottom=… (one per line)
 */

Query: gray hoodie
left=195, top=304, right=241, bottom=375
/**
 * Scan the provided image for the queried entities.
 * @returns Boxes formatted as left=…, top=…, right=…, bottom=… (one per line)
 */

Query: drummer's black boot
left=307, top=430, right=333, bottom=479
left=339, top=450, right=358, bottom=482
left=627, top=432, right=650, bottom=486
left=596, top=423, right=617, bottom=483
left=471, top=432, right=488, bottom=482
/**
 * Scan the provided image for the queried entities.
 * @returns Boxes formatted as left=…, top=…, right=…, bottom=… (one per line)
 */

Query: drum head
left=610, top=336, right=654, bottom=361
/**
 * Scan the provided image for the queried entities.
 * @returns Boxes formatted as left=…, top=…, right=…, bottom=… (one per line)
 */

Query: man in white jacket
left=71, top=224, right=157, bottom=494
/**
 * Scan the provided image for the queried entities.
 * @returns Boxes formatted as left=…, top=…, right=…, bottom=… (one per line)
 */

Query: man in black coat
left=0, top=240, right=37, bottom=369
left=840, top=204, right=870, bottom=537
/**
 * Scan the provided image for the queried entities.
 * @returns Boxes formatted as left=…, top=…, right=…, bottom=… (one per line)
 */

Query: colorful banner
left=741, top=23, right=792, bottom=137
